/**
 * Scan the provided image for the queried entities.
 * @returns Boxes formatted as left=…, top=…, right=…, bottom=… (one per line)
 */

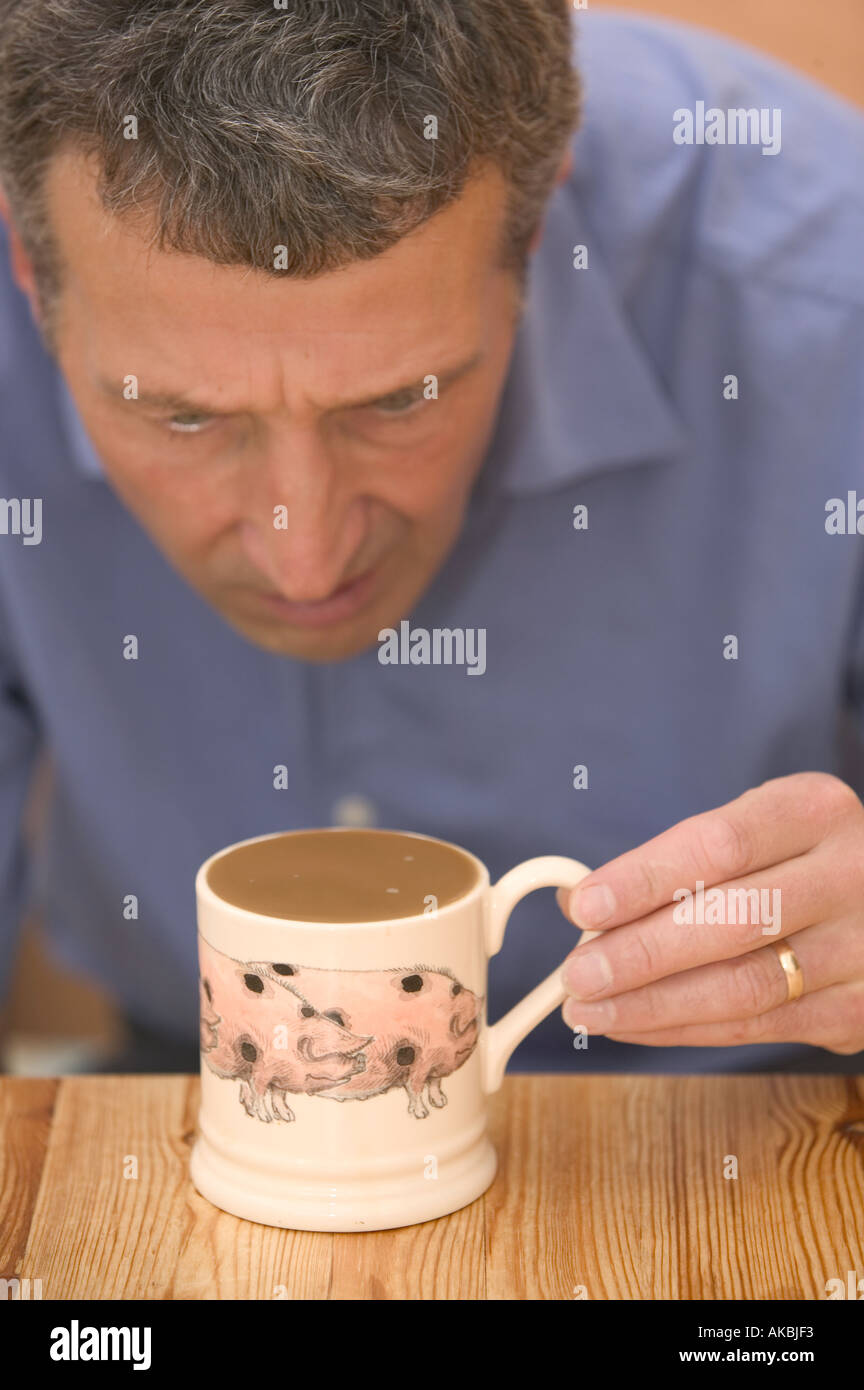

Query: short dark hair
left=0, top=0, right=579, bottom=323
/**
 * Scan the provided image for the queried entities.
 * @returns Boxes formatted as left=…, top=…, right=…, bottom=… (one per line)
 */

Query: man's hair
left=0, top=0, right=579, bottom=323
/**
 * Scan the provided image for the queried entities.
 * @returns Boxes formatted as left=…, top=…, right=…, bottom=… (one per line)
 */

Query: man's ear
left=555, top=148, right=574, bottom=186
left=0, top=186, right=42, bottom=319
left=527, top=146, right=574, bottom=255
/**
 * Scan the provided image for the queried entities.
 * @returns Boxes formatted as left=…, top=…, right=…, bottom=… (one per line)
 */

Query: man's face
left=25, top=152, right=526, bottom=661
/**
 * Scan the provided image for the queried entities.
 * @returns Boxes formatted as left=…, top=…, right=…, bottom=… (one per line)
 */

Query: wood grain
left=1, top=1074, right=862, bottom=1300
left=0, top=1077, right=57, bottom=1284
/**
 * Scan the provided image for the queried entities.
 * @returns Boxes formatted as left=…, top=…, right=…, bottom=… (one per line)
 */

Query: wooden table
left=2, top=1073, right=863, bottom=1300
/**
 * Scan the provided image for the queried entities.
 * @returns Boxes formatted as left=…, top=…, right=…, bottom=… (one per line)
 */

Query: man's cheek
left=108, top=452, right=237, bottom=530
left=384, top=456, right=474, bottom=522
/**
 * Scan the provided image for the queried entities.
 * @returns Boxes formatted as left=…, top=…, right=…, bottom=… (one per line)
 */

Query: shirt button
left=331, top=794, right=378, bottom=827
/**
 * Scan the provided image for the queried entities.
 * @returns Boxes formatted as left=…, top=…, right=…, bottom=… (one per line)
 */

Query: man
left=0, top=0, right=862, bottom=1075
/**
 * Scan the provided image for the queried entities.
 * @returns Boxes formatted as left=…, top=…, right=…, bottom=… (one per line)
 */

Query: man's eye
left=166, top=413, right=213, bottom=434
left=372, top=393, right=425, bottom=417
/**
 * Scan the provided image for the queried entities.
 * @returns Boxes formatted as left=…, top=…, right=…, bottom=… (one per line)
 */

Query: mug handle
left=482, top=856, right=599, bottom=1094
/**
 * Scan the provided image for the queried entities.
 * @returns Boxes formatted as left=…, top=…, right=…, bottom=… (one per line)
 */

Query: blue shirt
left=2, top=13, right=863, bottom=1073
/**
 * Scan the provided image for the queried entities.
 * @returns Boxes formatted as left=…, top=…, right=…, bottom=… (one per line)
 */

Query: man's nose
left=240, top=429, right=363, bottom=601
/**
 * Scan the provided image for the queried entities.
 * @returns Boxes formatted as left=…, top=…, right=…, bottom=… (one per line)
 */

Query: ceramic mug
left=190, top=828, right=596, bottom=1231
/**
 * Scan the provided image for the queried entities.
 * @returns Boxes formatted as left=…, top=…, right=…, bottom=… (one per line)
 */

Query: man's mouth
left=255, top=564, right=379, bottom=629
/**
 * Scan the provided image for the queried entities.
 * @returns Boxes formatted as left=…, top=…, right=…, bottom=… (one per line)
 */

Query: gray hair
left=0, top=0, right=579, bottom=324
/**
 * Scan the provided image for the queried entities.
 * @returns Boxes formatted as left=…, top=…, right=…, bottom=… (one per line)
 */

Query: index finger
left=560, top=772, right=852, bottom=931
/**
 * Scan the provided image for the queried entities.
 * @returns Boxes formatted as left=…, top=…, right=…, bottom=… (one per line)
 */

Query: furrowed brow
left=97, top=379, right=222, bottom=414
left=337, top=350, right=484, bottom=411
left=96, top=349, right=484, bottom=416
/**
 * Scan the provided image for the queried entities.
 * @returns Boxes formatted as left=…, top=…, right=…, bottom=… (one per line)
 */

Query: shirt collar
left=58, top=177, right=687, bottom=490
left=479, top=175, right=687, bottom=497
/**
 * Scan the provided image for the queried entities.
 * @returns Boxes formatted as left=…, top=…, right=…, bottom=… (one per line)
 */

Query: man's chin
left=217, top=603, right=388, bottom=663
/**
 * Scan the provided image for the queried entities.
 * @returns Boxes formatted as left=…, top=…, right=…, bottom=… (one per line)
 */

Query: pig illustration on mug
left=199, top=937, right=483, bottom=1122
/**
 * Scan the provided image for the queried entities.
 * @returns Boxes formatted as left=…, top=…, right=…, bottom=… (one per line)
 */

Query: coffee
left=205, top=828, right=480, bottom=921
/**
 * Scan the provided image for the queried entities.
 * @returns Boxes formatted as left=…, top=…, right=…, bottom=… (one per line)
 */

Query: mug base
left=189, top=1130, right=498, bottom=1232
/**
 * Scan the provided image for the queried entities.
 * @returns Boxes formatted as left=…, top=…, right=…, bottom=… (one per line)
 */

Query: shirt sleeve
left=0, top=600, right=41, bottom=1009
left=839, top=546, right=864, bottom=800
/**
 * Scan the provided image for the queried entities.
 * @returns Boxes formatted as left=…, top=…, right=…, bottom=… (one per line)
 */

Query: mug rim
left=196, top=825, right=490, bottom=931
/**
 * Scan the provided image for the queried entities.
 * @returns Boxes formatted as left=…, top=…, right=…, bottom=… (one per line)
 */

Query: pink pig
left=198, top=938, right=371, bottom=1123
left=249, top=961, right=483, bottom=1119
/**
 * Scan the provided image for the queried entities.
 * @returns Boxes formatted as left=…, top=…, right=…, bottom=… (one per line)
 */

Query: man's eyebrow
left=97, top=382, right=218, bottom=414
left=96, top=380, right=222, bottom=411
left=338, top=351, right=484, bottom=410
left=96, top=350, right=484, bottom=416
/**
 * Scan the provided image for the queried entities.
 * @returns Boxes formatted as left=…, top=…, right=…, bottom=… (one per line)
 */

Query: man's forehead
left=44, top=147, right=511, bottom=314
left=43, top=148, right=513, bottom=413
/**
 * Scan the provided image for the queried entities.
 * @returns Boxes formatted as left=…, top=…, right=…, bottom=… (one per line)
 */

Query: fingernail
left=563, top=997, right=617, bottom=1030
left=562, top=949, right=614, bottom=999
left=569, top=882, right=616, bottom=927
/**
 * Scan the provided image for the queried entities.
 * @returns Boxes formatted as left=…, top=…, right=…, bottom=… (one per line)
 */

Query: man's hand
left=557, top=772, right=864, bottom=1055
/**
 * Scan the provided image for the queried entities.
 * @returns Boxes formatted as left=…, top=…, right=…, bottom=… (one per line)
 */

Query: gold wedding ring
left=771, top=941, right=805, bottom=1002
